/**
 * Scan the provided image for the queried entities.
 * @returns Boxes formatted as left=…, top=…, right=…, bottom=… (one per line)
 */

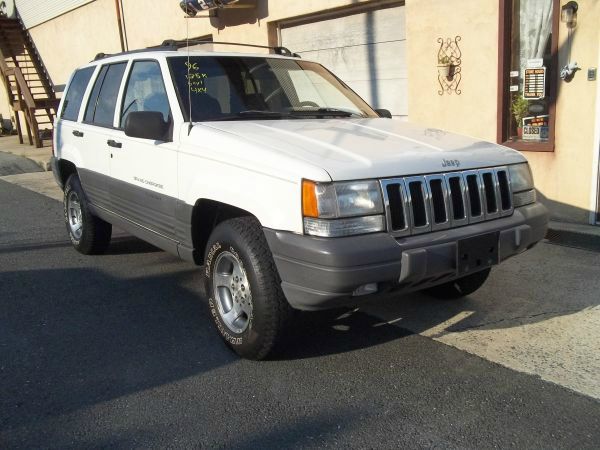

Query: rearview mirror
left=375, top=109, right=392, bottom=119
left=124, top=111, right=172, bottom=142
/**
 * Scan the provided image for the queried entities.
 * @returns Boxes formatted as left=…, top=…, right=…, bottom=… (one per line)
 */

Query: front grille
left=380, top=167, right=513, bottom=236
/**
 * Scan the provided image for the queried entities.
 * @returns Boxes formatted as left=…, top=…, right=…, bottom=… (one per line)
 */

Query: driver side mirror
left=124, top=111, right=172, bottom=142
left=375, top=109, right=392, bottom=119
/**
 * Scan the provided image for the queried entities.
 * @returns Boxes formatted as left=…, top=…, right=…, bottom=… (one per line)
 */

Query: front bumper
left=264, top=202, right=548, bottom=310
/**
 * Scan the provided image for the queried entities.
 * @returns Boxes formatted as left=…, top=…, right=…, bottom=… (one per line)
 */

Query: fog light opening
left=352, top=283, right=378, bottom=297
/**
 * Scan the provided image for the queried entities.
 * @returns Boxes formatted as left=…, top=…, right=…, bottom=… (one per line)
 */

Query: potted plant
left=510, top=95, right=529, bottom=139
left=437, top=56, right=452, bottom=79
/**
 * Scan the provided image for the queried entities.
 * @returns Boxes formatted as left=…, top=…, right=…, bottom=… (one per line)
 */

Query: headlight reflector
left=508, top=163, right=534, bottom=193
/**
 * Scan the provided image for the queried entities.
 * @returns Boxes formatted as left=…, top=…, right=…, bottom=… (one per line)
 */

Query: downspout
left=114, top=0, right=126, bottom=52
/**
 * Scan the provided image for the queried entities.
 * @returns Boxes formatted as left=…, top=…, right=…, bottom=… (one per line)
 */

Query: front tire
left=63, top=174, right=112, bottom=255
left=203, top=217, right=292, bottom=360
left=424, top=268, right=491, bottom=299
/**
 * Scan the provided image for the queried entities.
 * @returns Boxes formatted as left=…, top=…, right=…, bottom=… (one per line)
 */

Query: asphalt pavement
left=1, top=176, right=600, bottom=447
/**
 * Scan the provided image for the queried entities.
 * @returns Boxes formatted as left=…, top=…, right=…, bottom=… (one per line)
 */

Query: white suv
left=52, top=43, right=548, bottom=359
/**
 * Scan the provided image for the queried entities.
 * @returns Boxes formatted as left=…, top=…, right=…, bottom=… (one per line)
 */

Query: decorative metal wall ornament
left=437, top=36, right=462, bottom=95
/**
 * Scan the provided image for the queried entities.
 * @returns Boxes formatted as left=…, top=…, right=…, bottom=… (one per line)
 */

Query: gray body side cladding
left=264, top=202, right=549, bottom=311
left=75, top=167, right=196, bottom=263
left=50, top=156, right=63, bottom=190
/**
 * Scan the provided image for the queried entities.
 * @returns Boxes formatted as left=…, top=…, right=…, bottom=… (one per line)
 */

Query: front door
left=109, top=59, right=179, bottom=240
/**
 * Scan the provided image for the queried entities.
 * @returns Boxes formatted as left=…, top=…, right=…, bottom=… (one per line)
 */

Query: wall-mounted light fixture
left=561, top=1, right=578, bottom=28
left=560, top=1, right=580, bottom=81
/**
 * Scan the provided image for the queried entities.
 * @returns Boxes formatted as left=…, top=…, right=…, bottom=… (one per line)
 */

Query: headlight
left=302, top=179, right=385, bottom=237
left=508, top=163, right=534, bottom=193
left=508, top=163, right=536, bottom=207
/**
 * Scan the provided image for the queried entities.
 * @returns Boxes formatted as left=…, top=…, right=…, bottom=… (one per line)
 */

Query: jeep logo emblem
left=442, top=159, right=461, bottom=168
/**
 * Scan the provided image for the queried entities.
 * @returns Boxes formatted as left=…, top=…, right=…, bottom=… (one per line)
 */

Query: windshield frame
left=166, top=55, right=380, bottom=122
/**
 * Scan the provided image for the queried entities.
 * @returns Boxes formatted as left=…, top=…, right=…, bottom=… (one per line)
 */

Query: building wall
left=405, top=0, right=500, bottom=142
left=526, top=0, right=600, bottom=223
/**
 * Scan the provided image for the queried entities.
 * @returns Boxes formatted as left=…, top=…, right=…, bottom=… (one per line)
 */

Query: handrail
left=2, top=65, right=36, bottom=109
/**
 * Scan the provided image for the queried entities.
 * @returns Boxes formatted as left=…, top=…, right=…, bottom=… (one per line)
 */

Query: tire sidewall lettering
left=208, top=297, right=243, bottom=346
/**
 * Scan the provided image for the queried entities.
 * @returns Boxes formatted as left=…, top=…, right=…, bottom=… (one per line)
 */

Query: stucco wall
left=27, top=0, right=122, bottom=85
left=526, top=0, right=600, bottom=223
left=405, top=0, right=499, bottom=142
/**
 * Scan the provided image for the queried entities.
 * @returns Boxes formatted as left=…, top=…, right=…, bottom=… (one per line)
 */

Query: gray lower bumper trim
left=264, top=202, right=549, bottom=311
left=50, top=156, right=62, bottom=190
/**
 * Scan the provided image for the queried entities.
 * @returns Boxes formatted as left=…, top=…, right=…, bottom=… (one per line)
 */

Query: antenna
left=186, top=16, right=193, bottom=135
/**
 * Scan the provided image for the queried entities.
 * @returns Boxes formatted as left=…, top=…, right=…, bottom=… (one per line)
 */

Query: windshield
left=167, top=56, right=379, bottom=121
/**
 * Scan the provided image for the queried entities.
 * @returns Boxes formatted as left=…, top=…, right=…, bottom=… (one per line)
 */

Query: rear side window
left=84, top=62, right=127, bottom=127
left=60, top=67, right=95, bottom=121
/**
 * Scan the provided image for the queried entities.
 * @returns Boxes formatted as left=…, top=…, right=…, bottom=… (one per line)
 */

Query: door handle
left=107, top=139, right=122, bottom=148
left=72, top=130, right=84, bottom=137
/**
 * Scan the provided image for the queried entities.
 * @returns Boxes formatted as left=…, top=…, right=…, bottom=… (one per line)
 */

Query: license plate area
left=457, top=232, right=499, bottom=275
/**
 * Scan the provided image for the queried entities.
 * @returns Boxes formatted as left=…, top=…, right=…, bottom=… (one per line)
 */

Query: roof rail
left=92, top=40, right=301, bottom=62
left=159, top=39, right=301, bottom=58
left=93, top=44, right=178, bottom=61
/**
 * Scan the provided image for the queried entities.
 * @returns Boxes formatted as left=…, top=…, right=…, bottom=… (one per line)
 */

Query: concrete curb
left=546, top=221, right=600, bottom=253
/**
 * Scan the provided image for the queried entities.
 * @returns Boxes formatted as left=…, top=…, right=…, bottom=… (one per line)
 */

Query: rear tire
left=424, top=268, right=491, bottom=299
left=203, top=216, right=292, bottom=360
left=63, top=174, right=112, bottom=255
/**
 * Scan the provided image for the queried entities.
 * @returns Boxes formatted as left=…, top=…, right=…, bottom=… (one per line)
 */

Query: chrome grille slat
left=381, top=166, right=513, bottom=237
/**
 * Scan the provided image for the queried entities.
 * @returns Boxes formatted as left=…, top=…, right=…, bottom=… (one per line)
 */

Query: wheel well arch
left=191, top=199, right=255, bottom=265
left=57, top=159, right=78, bottom=189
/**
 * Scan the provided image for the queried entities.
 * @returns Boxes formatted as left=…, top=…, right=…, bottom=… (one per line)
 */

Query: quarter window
left=120, top=61, right=171, bottom=128
left=61, top=67, right=95, bottom=121
left=84, top=62, right=127, bottom=127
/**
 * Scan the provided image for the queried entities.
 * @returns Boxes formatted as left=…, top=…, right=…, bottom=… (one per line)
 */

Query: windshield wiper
left=209, top=110, right=290, bottom=121
left=288, top=108, right=359, bottom=118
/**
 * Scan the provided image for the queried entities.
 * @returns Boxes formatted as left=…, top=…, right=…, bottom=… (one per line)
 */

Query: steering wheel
left=264, top=87, right=283, bottom=104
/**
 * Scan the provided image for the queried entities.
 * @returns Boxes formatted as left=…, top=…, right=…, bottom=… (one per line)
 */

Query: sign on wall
left=522, top=115, right=549, bottom=141
left=15, top=0, right=95, bottom=29
left=523, top=67, right=546, bottom=100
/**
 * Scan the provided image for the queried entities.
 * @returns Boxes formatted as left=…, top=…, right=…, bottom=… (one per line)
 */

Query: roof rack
left=92, top=40, right=301, bottom=62
left=160, top=39, right=301, bottom=58
left=93, top=44, right=177, bottom=61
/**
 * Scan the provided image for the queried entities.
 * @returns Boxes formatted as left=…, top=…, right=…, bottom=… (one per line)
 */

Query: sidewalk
left=0, top=134, right=52, bottom=171
left=546, top=220, right=600, bottom=253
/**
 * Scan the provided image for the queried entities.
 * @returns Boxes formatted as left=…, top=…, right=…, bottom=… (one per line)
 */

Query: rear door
left=54, top=66, right=96, bottom=175
left=77, top=62, right=128, bottom=209
left=108, top=59, right=179, bottom=240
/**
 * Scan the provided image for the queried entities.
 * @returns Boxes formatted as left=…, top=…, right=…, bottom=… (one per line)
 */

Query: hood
left=199, top=118, right=526, bottom=181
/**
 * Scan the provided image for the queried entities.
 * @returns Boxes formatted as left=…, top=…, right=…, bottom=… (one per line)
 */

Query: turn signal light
left=302, top=180, right=319, bottom=218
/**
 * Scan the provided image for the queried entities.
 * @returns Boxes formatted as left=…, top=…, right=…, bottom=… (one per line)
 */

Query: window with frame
left=498, top=0, right=559, bottom=152
left=60, top=67, right=95, bottom=121
left=120, top=60, right=171, bottom=128
left=84, top=62, right=127, bottom=127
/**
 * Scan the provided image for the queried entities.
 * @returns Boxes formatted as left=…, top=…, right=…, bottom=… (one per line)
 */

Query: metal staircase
left=0, top=15, right=59, bottom=148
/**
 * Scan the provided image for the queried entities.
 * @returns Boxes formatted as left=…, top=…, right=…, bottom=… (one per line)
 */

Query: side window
left=60, top=67, right=95, bottom=121
left=120, top=60, right=171, bottom=128
left=84, top=62, right=127, bottom=127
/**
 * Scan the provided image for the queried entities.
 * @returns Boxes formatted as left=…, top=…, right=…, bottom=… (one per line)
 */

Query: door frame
left=591, top=43, right=600, bottom=225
